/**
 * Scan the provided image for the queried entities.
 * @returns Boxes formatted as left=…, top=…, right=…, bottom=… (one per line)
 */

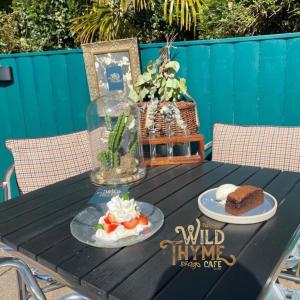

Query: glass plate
left=70, top=201, right=164, bottom=248
left=198, top=188, right=277, bottom=224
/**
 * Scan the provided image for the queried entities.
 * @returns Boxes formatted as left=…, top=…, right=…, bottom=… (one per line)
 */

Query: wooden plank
left=39, top=163, right=219, bottom=280
left=0, top=181, right=96, bottom=237
left=142, top=134, right=204, bottom=144
left=78, top=164, right=241, bottom=298
left=57, top=162, right=221, bottom=285
left=133, top=165, right=178, bottom=184
left=204, top=174, right=300, bottom=300
left=155, top=170, right=299, bottom=300
left=19, top=220, right=72, bottom=259
left=152, top=163, right=240, bottom=217
left=284, top=38, right=300, bottom=125
left=129, top=163, right=201, bottom=199
left=257, top=40, right=286, bottom=125
left=28, top=164, right=202, bottom=272
left=0, top=178, right=91, bottom=224
left=210, top=44, right=234, bottom=125
left=233, top=42, right=259, bottom=124
left=0, top=171, right=89, bottom=213
left=144, top=156, right=202, bottom=166
left=18, top=167, right=172, bottom=258
left=110, top=168, right=281, bottom=300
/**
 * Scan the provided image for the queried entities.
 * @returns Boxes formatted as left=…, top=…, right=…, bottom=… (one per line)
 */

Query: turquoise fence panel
left=284, top=38, right=300, bottom=125
left=233, top=42, right=259, bottom=125
left=258, top=40, right=286, bottom=125
left=1, top=32, right=300, bottom=200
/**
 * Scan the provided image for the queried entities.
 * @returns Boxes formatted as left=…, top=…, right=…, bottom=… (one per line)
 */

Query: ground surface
left=0, top=248, right=73, bottom=300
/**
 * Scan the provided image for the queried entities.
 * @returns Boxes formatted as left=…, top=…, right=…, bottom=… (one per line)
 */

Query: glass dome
left=86, top=95, right=146, bottom=186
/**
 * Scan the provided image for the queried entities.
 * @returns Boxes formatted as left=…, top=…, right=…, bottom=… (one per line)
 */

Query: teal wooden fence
left=1, top=32, right=300, bottom=200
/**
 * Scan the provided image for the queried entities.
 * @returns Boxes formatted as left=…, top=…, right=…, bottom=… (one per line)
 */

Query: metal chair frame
left=0, top=257, right=90, bottom=300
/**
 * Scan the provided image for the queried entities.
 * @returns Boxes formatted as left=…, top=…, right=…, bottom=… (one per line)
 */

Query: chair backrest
left=212, top=123, right=300, bottom=172
left=6, top=130, right=92, bottom=194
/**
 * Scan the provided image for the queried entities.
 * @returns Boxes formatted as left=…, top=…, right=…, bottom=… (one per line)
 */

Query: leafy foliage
left=129, top=59, right=188, bottom=102
left=0, top=0, right=87, bottom=53
left=1, top=0, right=300, bottom=53
left=70, top=0, right=203, bottom=42
left=198, top=0, right=300, bottom=39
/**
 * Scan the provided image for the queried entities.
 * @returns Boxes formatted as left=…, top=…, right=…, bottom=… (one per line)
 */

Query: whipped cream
left=215, top=184, right=238, bottom=204
left=107, top=195, right=140, bottom=222
left=96, top=222, right=145, bottom=241
left=95, top=193, right=150, bottom=241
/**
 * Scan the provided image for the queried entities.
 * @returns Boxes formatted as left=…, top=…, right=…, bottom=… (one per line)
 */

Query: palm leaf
left=164, top=0, right=203, bottom=30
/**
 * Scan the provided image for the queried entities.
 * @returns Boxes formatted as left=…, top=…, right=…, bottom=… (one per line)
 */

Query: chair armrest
left=204, top=141, right=212, bottom=151
left=2, top=164, right=15, bottom=201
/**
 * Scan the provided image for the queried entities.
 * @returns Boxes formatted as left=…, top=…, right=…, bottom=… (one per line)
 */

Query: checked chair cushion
left=212, top=123, right=300, bottom=172
left=6, top=130, right=93, bottom=194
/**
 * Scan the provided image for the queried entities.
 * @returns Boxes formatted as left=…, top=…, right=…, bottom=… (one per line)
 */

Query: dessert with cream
left=95, top=192, right=150, bottom=241
left=215, top=184, right=264, bottom=215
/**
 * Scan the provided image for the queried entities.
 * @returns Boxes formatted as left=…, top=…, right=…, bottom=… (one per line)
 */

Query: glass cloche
left=86, top=95, right=146, bottom=186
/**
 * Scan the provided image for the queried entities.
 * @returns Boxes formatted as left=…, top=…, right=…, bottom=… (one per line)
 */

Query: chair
left=0, top=257, right=90, bottom=300
left=207, top=123, right=300, bottom=172
left=206, top=123, right=300, bottom=291
left=1, top=130, right=93, bottom=201
left=0, top=130, right=94, bottom=297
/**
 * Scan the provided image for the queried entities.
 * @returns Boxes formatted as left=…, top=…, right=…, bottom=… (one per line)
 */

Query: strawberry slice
left=104, top=213, right=117, bottom=224
left=104, top=223, right=118, bottom=233
left=137, top=214, right=148, bottom=225
left=108, top=213, right=117, bottom=224
left=122, top=218, right=139, bottom=229
left=104, top=214, right=111, bottom=224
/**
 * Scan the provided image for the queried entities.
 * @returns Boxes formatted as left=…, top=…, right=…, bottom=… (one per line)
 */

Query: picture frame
left=81, top=38, right=141, bottom=101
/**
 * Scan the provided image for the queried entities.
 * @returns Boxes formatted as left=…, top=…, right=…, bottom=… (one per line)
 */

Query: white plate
left=198, top=188, right=277, bottom=224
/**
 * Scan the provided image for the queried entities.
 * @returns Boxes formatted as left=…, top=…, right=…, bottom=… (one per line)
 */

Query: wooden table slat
left=30, top=164, right=203, bottom=273
left=108, top=167, right=281, bottom=300
left=154, top=169, right=300, bottom=300
left=0, top=162, right=299, bottom=300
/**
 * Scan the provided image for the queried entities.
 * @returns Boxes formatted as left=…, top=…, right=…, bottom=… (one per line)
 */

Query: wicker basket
left=139, top=101, right=199, bottom=138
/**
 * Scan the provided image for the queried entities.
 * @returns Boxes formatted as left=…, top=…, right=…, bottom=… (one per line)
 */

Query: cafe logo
left=160, top=218, right=237, bottom=270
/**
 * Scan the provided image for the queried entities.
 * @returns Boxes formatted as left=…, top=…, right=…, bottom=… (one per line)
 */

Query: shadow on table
left=151, top=257, right=264, bottom=300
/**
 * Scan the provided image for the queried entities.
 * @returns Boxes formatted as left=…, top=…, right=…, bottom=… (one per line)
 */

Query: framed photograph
left=82, top=38, right=141, bottom=101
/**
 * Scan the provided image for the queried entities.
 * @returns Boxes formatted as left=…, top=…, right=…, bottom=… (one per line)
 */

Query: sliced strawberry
left=107, top=213, right=117, bottom=224
left=104, top=214, right=111, bottom=224
left=122, top=218, right=139, bottom=229
left=137, top=214, right=148, bottom=225
left=104, top=223, right=118, bottom=233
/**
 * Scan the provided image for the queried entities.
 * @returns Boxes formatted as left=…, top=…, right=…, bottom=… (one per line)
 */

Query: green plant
left=70, top=0, right=203, bottom=42
left=97, top=112, right=137, bottom=170
left=129, top=52, right=187, bottom=103
left=8, top=0, right=86, bottom=51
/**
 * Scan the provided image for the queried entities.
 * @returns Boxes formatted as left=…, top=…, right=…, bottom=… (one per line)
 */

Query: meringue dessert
left=95, top=192, right=150, bottom=241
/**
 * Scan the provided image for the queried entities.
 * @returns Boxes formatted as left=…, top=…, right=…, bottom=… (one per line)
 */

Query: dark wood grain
left=57, top=162, right=221, bottom=286
left=0, top=171, right=90, bottom=212
left=0, top=163, right=299, bottom=300
left=109, top=167, right=276, bottom=300
left=154, top=169, right=300, bottom=300
left=204, top=174, right=300, bottom=300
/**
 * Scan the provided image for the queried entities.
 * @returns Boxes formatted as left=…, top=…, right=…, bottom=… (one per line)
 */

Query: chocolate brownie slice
left=225, top=185, right=264, bottom=216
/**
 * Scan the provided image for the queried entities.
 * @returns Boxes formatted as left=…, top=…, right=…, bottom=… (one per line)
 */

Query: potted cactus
left=86, top=94, right=146, bottom=186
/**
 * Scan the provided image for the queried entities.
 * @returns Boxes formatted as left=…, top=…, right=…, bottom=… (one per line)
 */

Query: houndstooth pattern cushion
left=212, top=123, right=300, bottom=172
left=6, top=131, right=93, bottom=194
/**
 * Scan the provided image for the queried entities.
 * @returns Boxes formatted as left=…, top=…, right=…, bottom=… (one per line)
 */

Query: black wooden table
left=0, top=161, right=300, bottom=300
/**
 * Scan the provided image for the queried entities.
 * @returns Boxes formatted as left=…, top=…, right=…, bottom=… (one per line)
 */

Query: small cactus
left=97, top=112, right=137, bottom=170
